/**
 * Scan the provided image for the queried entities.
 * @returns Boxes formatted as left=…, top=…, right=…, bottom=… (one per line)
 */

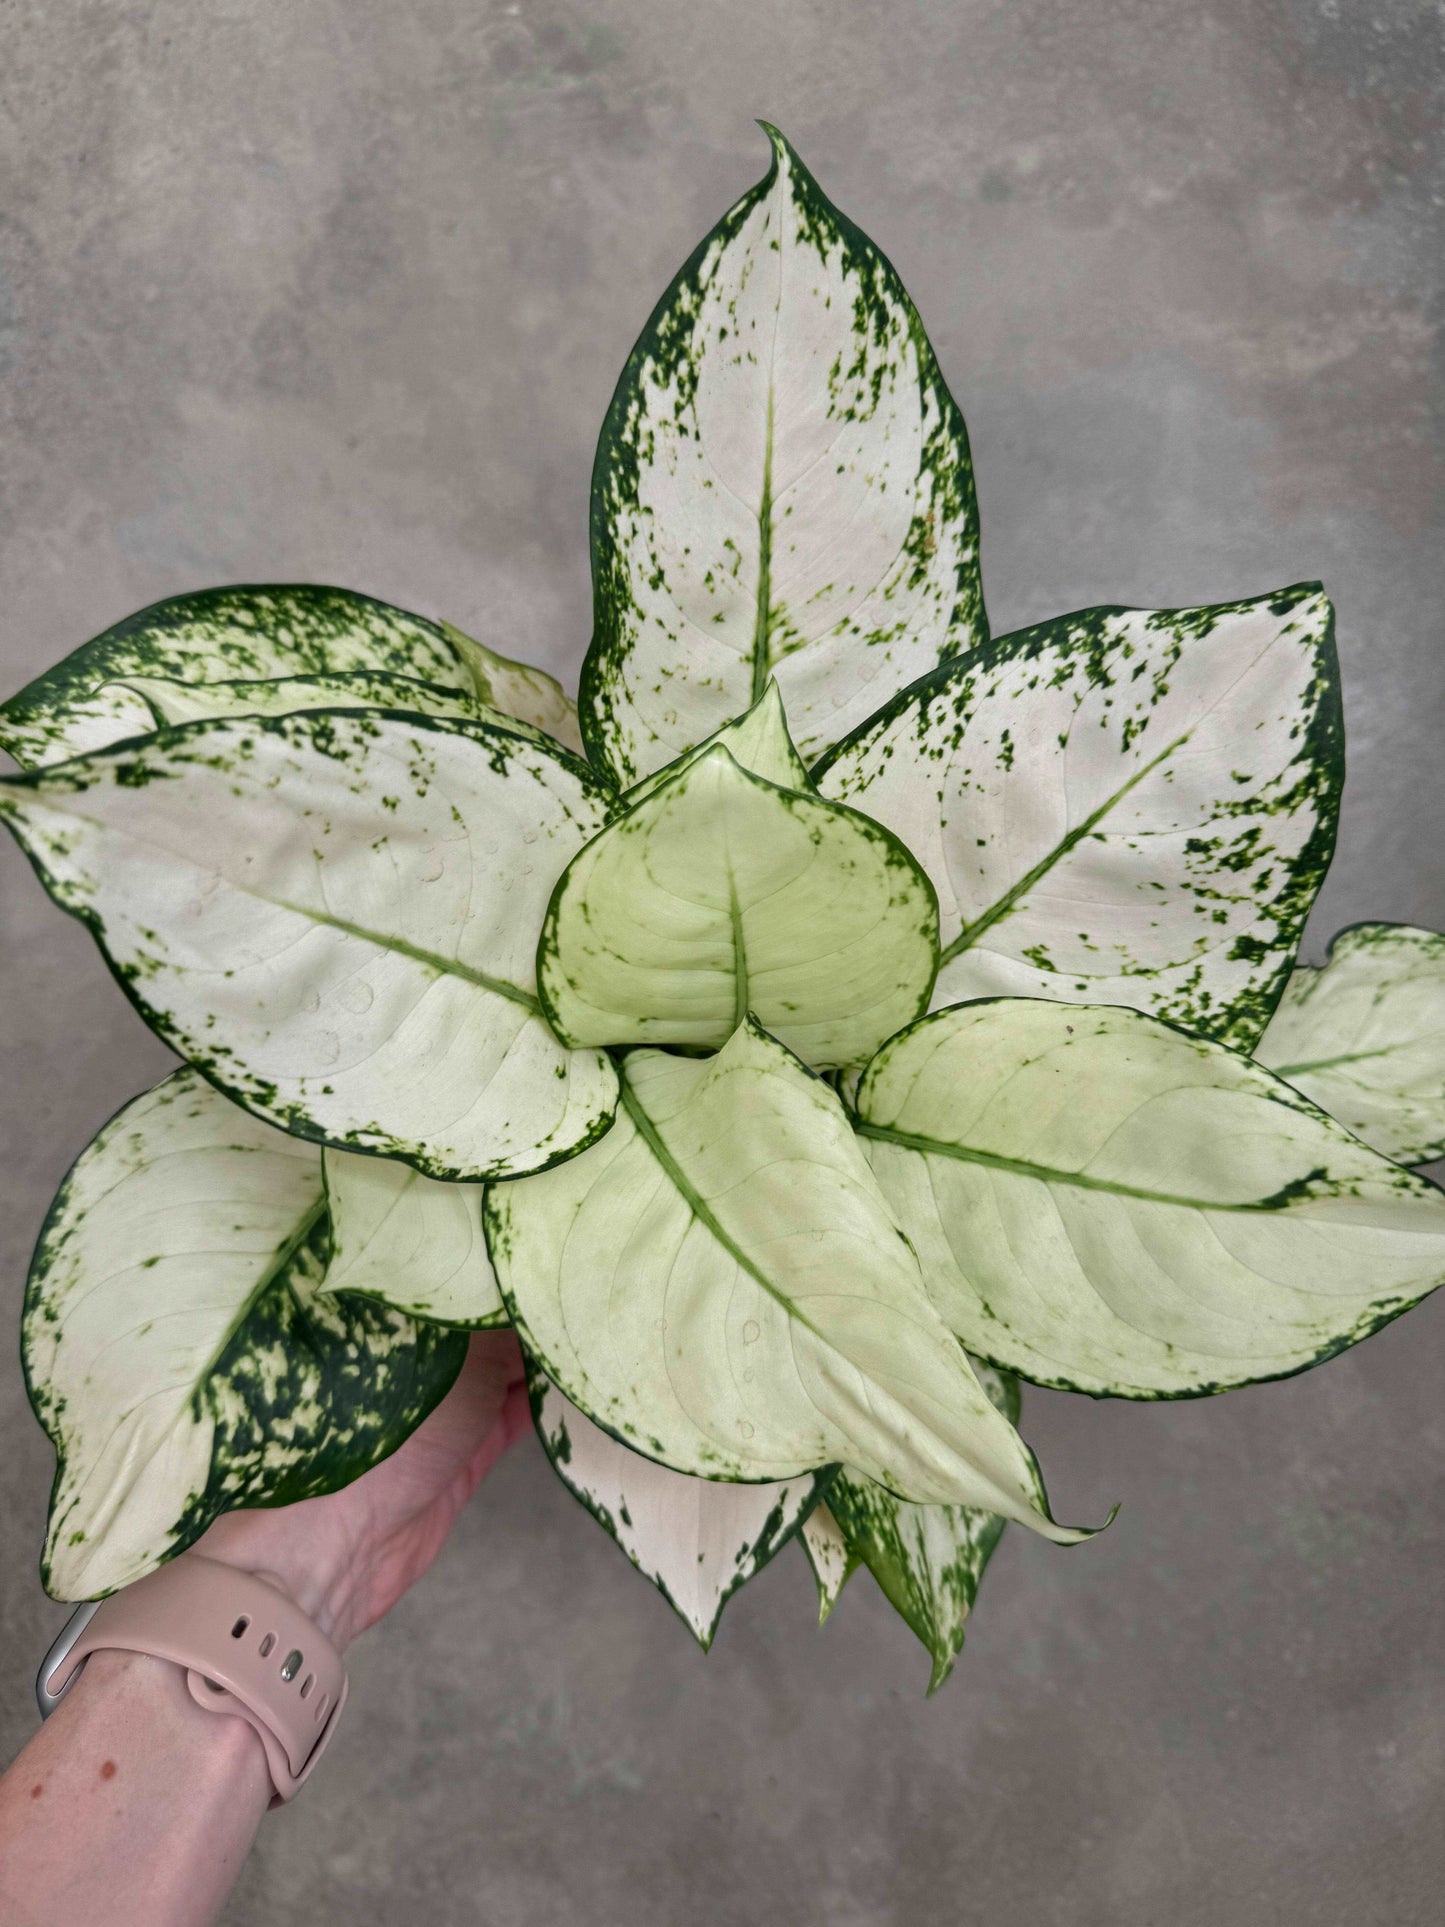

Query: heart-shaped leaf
left=855, top=999, right=1445, bottom=1398
left=538, top=740, right=938, bottom=1070
left=528, top=1362, right=823, bottom=1648
left=323, top=1148, right=505, bottom=1327
left=816, top=585, right=1341, bottom=1050
left=799, top=1503, right=858, bottom=1623
left=823, top=1361, right=1020, bottom=1692
left=581, top=125, right=987, bottom=785
left=0, top=586, right=473, bottom=770
left=1256, top=923, right=1445, bottom=1165
left=25, top=1069, right=466, bottom=1600
left=0, top=711, right=618, bottom=1180
left=491, top=1018, right=1091, bottom=1533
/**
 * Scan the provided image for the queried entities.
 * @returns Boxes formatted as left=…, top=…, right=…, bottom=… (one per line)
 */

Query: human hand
left=195, top=1329, right=530, bottom=1651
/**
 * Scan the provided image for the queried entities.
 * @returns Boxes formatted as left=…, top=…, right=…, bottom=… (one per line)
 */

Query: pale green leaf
left=816, top=586, right=1341, bottom=1050
left=824, top=1360, right=1020, bottom=1691
left=25, top=1069, right=465, bottom=1600
left=528, top=1361, right=822, bottom=1648
left=1256, top=923, right=1445, bottom=1166
left=491, top=1018, right=1089, bottom=1534
left=622, top=679, right=811, bottom=808
left=582, top=125, right=987, bottom=785
left=538, top=740, right=938, bottom=1071
left=799, top=1503, right=858, bottom=1622
left=323, top=1147, right=505, bottom=1328
left=856, top=999, right=1445, bottom=1398
left=438, top=621, right=584, bottom=756
left=0, top=711, right=618, bottom=1180
left=0, top=585, right=474, bottom=770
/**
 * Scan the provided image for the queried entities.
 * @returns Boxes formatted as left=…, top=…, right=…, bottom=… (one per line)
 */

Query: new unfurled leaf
left=438, top=622, right=584, bottom=756
left=491, top=1018, right=1088, bottom=1533
left=582, top=125, right=987, bottom=785
left=323, top=1148, right=505, bottom=1327
left=0, top=586, right=474, bottom=769
left=1256, top=923, right=1445, bottom=1166
left=538, top=741, right=938, bottom=1070
left=816, top=586, right=1341, bottom=1050
left=622, top=680, right=811, bottom=807
left=0, top=711, right=618, bottom=1180
left=26, top=1070, right=465, bottom=1600
left=824, top=1361, right=1020, bottom=1691
left=528, top=1363, right=822, bottom=1647
left=856, top=999, right=1445, bottom=1399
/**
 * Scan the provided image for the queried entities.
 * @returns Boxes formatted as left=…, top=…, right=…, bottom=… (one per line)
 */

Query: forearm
left=0, top=1645, right=273, bottom=1927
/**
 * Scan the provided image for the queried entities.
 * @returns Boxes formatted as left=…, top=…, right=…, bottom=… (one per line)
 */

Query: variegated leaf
left=528, top=1362, right=822, bottom=1648
left=824, top=1361, right=1020, bottom=1692
left=856, top=999, right=1445, bottom=1398
left=1256, top=923, right=1445, bottom=1165
left=581, top=124, right=987, bottom=786
left=0, top=585, right=471, bottom=769
left=108, top=666, right=553, bottom=752
left=323, top=1148, right=505, bottom=1327
left=25, top=1069, right=465, bottom=1600
left=815, top=586, right=1341, bottom=1049
left=439, top=623, right=584, bottom=756
left=622, top=679, right=811, bottom=807
left=799, top=1503, right=858, bottom=1623
left=0, top=711, right=618, bottom=1180
left=538, top=739, right=938, bottom=1071
left=491, top=1017, right=1090, bottom=1534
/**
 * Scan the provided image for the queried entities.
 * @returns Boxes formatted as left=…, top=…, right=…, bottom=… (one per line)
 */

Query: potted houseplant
left=3, top=126, right=1442, bottom=1691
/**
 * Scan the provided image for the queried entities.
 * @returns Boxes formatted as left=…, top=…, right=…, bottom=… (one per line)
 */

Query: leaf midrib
left=854, top=1118, right=1298, bottom=1213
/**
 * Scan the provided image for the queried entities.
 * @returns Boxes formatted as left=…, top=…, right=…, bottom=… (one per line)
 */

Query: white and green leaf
left=528, top=1362, right=823, bottom=1648
left=816, top=586, right=1342, bottom=1050
left=823, top=1361, right=1020, bottom=1691
left=106, top=666, right=554, bottom=752
left=0, top=711, right=618, bottom=1180
left=855, top=998, right=1445, bottom=1399
left=1256, top=923, right=1445, bottom=1166
left=582, top=124, right=987, bottom=786
left=0, top=585, right=474, bottom=770
left=25, top=1069, right=466, bottom=1600
left=323, top=1148, right=505, bottom=1328
left=538, top=740, right=938, bottom=1071
left=799, top=1503, right=858, bottom=1622
left=491, top=1018, right=1089, bottom=1534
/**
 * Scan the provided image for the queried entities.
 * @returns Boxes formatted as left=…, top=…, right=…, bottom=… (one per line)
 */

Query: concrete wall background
left=2, top=2, right=1442, bottom=1920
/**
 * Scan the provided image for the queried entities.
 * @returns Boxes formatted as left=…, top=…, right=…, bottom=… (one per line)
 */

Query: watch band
left=36, top=1554, right=348, bottom=1804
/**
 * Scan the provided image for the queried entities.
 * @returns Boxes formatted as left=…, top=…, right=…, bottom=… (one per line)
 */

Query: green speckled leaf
left=107, top=666, right=553, bottom=752
left=581, top=124, right=986, bottom=786
left=0, top=710, right=618, bottom=1180
left=527, top=1360, right=822, bottom=1648
left=491, top=1017, right=1089, bottom=1534
left=323, top=1148, right=505, bottom=1328
left=825, top=1361, right=1019, bottom=1692
left=1256, top=923, right=1445, bottom=1166
left=25, top=1069, right=465, bottom=1601
left=799, top=1502, right=858, bottom=1622
left=0, top=585, right=473, bottom=770
left=816, top=585, right=1341, bottom=1050
left=538, top=737, right=938, bottom=1071
left=855, top=998, right=1445, bottom=1399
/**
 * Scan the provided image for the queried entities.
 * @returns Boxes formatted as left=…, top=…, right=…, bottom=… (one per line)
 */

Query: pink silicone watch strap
left=41, top=1555, right=348, bottom=1803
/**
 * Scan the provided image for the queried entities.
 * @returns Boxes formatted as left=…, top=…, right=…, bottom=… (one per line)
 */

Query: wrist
left=192, top=1515, right=360, bottom=1651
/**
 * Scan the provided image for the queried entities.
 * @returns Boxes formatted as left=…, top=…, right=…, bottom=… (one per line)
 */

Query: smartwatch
left=36, top=1554, right=348, bottom=1804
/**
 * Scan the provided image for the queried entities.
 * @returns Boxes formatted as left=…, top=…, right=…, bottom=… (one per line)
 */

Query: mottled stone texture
left=2, top=2, right=1443, bottom=1921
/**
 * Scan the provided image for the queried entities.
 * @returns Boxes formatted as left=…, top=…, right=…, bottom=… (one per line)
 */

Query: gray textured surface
left=2, top=2, right=1443, bottom=1920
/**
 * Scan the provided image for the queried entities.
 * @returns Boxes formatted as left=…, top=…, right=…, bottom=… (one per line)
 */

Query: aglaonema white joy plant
left=4, top=126, right=1445, bottom=1693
